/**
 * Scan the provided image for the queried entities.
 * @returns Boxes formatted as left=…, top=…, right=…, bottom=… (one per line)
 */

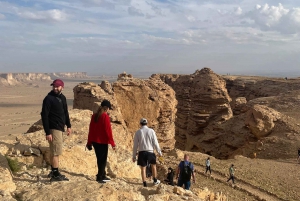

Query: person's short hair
left=140, top=118, right=147, bottom=125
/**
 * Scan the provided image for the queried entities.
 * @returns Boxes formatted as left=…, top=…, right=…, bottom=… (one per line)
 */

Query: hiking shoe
left=153, top=179, right=161, bottom=185
left=102, top=176, right=111, bottom=182
left=48, top=171, right=65, bottom=178
left=47, top=171, right=53, bottom=178
left=97, top=180, right=106, bottom=184
left=50, top=174, right=69, bottom=182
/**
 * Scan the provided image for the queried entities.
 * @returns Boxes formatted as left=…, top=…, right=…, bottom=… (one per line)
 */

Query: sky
left=0, top=0, right=300, bottom=77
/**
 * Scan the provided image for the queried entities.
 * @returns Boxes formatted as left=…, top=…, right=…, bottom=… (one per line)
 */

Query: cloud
left=0, top=13, right=5, bottom=20
left=234, top=7, right=242, bottom=15
left=128, top=6, right=144, bottom=16
left=80, top=0, right=115, bottom=9
left=17, top=9, right=67, bottom=22
left=247, top=3, right=300, bottom=34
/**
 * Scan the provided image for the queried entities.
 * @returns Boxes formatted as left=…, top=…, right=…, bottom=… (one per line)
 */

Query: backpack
left=180, top=161, right=192, bottom=182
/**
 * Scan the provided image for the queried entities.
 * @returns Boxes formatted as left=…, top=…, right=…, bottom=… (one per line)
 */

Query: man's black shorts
left=137, top=151, right=156, bottom=167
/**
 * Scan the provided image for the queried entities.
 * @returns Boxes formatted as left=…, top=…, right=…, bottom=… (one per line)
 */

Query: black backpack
left=180, top=161, right=192, bottom=182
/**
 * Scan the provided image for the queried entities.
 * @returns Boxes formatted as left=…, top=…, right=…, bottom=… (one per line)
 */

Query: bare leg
left=141, top=166, right=146, bottom=182
left=51, top=155, right=59, bottom=168
left=151, top=164, right=157, bottom=179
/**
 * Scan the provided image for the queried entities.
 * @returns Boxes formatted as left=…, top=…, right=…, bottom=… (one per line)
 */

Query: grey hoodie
left=132, top=126, right=162, bottom=159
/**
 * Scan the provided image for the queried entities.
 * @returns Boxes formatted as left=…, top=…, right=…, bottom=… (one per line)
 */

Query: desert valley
left=0, top=68, right=300, bottom=201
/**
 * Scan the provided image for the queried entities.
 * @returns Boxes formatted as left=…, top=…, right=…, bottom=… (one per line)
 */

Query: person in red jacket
left=86, top=100, right=116, bottom=183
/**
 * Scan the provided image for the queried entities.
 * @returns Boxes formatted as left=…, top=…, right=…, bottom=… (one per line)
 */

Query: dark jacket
left=41, top=91, right=71, bottom=135
left=167, top=172, right=174, bottom=185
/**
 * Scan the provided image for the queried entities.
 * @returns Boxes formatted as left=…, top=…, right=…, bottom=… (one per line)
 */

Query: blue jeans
left=177, top=180, right=191, bottom=190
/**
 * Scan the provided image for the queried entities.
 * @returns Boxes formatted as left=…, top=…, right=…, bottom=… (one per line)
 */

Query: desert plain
left=0, top=70, right=300, bottom=201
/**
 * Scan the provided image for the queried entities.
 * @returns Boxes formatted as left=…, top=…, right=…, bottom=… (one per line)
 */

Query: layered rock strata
left=153, top=68, right=300, bottom=159
left=152, top=68, right=232, bottom=151
left=73, top=74, right=177, bottom=151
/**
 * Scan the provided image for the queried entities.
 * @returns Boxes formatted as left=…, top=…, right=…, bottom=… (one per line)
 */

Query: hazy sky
left=0, top=0, right=300, bottom=76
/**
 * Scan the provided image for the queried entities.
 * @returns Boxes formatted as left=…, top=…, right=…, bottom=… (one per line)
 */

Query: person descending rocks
left=176, top=154, right=195, bottom=190
left=132, top=118, right=162, bottom=187
left=86, top=100, right=116, bottom=183
left=164, top=167, right=174, bottom=186
left=205, top=157, right=212, bottom=175
left=227, top=164, right=235, bottom=184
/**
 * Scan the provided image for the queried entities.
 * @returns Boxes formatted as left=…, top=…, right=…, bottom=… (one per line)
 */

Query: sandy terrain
left=0, top=81, right=80, bottom=140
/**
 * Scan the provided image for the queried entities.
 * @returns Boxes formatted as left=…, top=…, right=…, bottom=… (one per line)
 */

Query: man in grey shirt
left=132, top=118, right=162, bottom=187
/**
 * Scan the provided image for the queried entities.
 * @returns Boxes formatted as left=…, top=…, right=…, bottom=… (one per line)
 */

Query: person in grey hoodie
left=132, top=118, right=162, bottom=187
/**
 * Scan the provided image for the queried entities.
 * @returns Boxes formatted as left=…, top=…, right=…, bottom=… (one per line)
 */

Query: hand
left=67, top=128, right=72, bottom=136
left=112, top=146, right=116, bottom=151
left=193, top=178, right=196, bottom=183
left=46, top=134, right=53, bottom=142
left=132, top=158, right=136, bottom=163
left=86, top=144, right=92, bottom=151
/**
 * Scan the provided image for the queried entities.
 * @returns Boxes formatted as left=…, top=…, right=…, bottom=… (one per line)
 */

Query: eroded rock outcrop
left=224, top=76, right=300, bottom=101
left=0, top=154, right=16, bottom=199
left=153, top=68, right=300, bottom=159
left=245, top=105, right=281, bottom=138
left=0, top=73, right=51, bottom=86
left=152, top=68, right=232, bottom=151
left=73, top=76, right=177, bottom=151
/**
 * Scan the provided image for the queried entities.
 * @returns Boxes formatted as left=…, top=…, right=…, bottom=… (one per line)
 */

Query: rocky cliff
left=152, top=68, right=300, bottom=160
left=0, top=72, right=87, bottom=86
left=0, top=109, right=224, bottom=201
left=73, top=72, right=177, bottom=151
left=152, top=68, right=233, bottom=152
left=0, top=73, right=51, bottom=86
left=46, top=72, right=88, bottom=79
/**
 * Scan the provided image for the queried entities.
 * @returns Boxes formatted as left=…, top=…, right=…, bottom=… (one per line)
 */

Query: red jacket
left=87, top=113, right=115, bottom=147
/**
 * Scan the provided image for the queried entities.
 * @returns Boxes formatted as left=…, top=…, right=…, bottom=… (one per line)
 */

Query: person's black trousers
left=227, top=175, right=235, bottom=183
left=205, top=166, right=211, bottom=174
left=92, top=143, right=108, bottom=180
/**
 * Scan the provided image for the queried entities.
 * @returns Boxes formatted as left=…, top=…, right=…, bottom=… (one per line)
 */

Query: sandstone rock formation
left=153, top=68, right=300, bottom=160
left=46, top=72, right=88, bottom=79
left=0, top=73, right=51, bottom=86
left=152, top=68, right=232, bottom=151
left=0, top=108, right=226, bottom=201
left=0, top=154, right=16, bottom=199
left=224, top=76, right=300, bottom=101
left=245, top=105, right=281, bottom=138
left=73, top=76, right=177, bottom=151
left=0, top=72, right=87, bottom=86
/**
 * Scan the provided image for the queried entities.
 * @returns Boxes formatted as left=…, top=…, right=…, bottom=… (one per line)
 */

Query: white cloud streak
left=17, top=9, right=67, bottom=22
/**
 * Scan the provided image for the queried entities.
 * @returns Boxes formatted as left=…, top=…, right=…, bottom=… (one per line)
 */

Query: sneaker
left=47, top=171, right=53, bottom=178
left=102, top=176, right=111, bottom=182
left=97, top=180, right=106, bottom=184
left=50, top=174, right=69, bottom=182
left=48, top=171, right=65, bottom=178
left=153, top=179, right=161, bottom=185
